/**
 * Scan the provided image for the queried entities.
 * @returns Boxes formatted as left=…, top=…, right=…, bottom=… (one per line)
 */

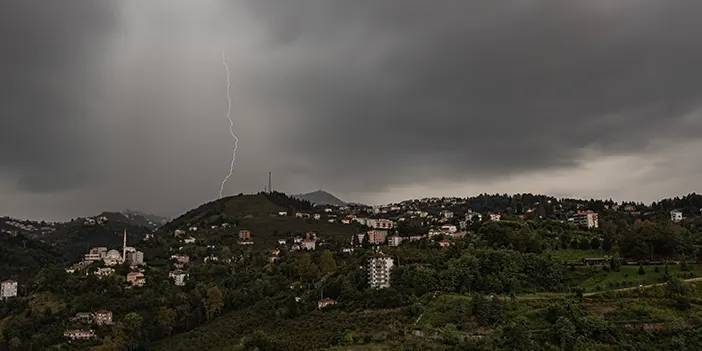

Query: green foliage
left=206, top=286, right=225, bottom=320
left=319, top=250, right=337, bottom=275
left=240, top=330, right=278, bottom=351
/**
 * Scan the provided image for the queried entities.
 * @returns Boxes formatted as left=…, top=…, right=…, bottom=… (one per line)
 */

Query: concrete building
left=356, top=233, right=366, bottom=244
left=64, top=329, right=95, bottom=341
left=302, top=238, right=316, bottom=250
left=125, top=250, right=144, bottom=266
left=388, top=235, right=403, bottom=247
left=671, top=210, right=684, bottom=223
left=1, top=280, right=18, bottom=300
left=126, top=272, right=145, bottom=287
left=318, top=298, right=337, bottom=309
left=94, top=310, right=113, bottom=326
left=184, top=237, right=196, bottom=244
left=365, top=218, right=394, bottom=230
left=84, top=247, right=108, bottom=262
left=239, top=230, right=252, bottom=240
left=169, top=270, right=188, bottom=286
left=571, top=210, right=599, bottom=229
left=103, top=250, right=122, bottom=266
left=368, top=254, right=394, bottom=289
left=367, top=230, right=388, bottom=245
left=440, top=210, right=454, bottom=219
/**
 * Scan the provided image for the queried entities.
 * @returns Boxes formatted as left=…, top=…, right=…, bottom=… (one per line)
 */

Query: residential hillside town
left=2, top=192, right=702, bottom=350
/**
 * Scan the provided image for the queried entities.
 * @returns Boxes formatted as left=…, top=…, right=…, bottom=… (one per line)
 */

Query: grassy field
left=577, top=264, right=702, bottom=292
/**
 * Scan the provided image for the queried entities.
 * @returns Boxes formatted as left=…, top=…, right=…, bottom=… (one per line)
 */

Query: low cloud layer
left=2, top=0, right=702, bottom=220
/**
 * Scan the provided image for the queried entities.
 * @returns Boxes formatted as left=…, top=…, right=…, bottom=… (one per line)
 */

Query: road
left=583, top=276, right=702, bottom=296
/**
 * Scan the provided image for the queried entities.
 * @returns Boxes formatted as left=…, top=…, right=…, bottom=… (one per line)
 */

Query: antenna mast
left=268, top=172, right=272, bottom=193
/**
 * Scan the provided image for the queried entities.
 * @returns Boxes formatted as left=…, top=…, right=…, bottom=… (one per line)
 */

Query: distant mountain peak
left=294, top=190, right=346, bottom=206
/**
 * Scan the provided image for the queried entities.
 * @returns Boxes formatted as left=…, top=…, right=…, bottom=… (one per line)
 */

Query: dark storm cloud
left=244, top=0, right=702, bottom=189
left=2, top=0, right=702, bottom=219
left=0, top=1, right=118, bottom=191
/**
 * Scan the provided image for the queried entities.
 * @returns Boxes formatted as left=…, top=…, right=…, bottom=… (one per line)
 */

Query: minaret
left=122, top=229, right=127, bottom=263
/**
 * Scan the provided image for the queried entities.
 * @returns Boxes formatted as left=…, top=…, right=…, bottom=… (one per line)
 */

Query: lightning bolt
left=218, top=52, right=239, bottom=199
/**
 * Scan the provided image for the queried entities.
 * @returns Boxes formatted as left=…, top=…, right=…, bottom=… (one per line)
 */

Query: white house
left=366, top=218, right=394, bottom=230
left=126, top=272, right=146, bottom=287
left=64, top=329, right=95, bottom=341
left=184, top=237, right=196, bottom=244
left=169, top=270, right=188, bottom=286
left=388, top=235, right=403, bottom=247
left=318, top=298, right=337, bottom=309
left=440, top=225, right=458, bottom=233
left=94, top=310, right=113, bottom=326
left=671, top=210, right=684, bottom=223
left=440, top=210, right=454, bottom=219
left=302, top=238, right=316, bottom=250
left=1, top=280, right=18, bottom=300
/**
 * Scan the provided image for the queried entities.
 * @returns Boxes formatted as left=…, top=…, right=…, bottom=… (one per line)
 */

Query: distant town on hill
left=2, top=192, right=702, bottom=349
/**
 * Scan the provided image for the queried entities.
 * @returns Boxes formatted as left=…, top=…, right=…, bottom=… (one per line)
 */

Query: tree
left=319, top=250, right=337, bottom=275
left=296, top=253, right=320, bottom=282
left=681, top=260, right=690, bottom=272
left=8, top=337, right=22, bottom=351
left=498, top=317, right=536, bottom=351
left=116, top=312, right=144, bottom=351
left=638, top=265, right=645, bottom=275
left=158, top=307, right=177, bottom=336
left=205, top=286, right=224, bottom=320
left=241, top=330, right=277, bottom=351
left=552, top=317, right=577, bottom=351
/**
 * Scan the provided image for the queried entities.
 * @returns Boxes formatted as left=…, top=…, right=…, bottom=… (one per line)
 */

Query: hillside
left=159, top=192, right=359, bottom=250
left=41, top=220, right=151, bottom=261
left=103, top=210, right=169, bottom=230
left=0, top=233, right=62, bottom=280
left=4, top=192, right=702, bottom=350
left=294, top=190, right=347, bottom=206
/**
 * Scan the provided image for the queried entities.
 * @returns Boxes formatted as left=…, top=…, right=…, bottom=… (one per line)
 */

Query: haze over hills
left=293, top=190, right=347, bottom=206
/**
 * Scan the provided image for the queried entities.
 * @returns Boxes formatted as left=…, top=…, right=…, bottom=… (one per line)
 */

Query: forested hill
left=157, top=192, right=357, bottom=250
left=0, top=232, right=61, bottom=281
left=3, top=192, right=702, bottom=350
left=294, top=190, right=347, bottom=206
left=160, top=192, right=313, bottom=232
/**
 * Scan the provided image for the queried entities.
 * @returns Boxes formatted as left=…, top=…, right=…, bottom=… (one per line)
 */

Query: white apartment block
left=368, top=255, right=394, bottom=289
left=571, top=211, right=599, bottom=229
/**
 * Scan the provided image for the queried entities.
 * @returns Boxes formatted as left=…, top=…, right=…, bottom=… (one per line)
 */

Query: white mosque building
left=102, top=230, right=144, bottom=267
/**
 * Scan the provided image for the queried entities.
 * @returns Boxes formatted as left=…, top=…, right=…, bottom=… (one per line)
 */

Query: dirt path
left=583, top=276, right=702, bottom=296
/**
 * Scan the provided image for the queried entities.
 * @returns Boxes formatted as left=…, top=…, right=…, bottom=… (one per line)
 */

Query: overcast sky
left=2, top=0, right=702, bottom=220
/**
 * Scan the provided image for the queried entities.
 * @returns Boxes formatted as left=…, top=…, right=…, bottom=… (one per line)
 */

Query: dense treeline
left=2, top=192, right=702, bottom=350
